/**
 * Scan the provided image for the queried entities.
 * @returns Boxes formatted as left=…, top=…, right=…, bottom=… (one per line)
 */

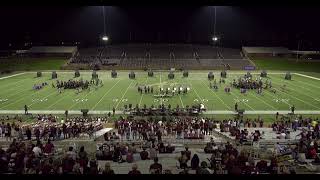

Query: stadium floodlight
left=102, top=36, right=109, bottom=41
left=212, top=36, right=218, bottom=41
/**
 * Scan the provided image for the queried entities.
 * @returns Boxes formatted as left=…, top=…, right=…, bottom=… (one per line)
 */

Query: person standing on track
left=24, top=105, right=28, bottom=115
left=291, top=105, right=295, bottom=114
left=234, top=103, right=238, bottom=112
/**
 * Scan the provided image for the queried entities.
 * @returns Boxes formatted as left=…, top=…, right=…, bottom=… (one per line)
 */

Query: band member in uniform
left=291, top=105, right=295, bottom=114
left=235, top=103, right=238, bottom=112
left=112, top=107, right=116, bottom=116
left=24, top=105, right=28, bottom=115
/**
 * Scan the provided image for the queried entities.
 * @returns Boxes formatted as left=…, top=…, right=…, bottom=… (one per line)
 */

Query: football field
left=0, top=70, right=320, bottom=114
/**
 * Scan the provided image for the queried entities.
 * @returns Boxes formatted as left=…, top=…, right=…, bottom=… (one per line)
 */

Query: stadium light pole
left=296, top=39, right=301, bottom=62
left=101, top=6, right=109, bottom=43
left=211, top=6, right=219, bottom=58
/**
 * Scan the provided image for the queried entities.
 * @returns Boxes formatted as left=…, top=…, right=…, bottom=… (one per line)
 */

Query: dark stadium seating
left=69, top=44, right=253, bottom=70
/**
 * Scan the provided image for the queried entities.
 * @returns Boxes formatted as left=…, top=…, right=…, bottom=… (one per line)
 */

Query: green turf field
left=0, top=70, right=320, bottom=114
left=0, top=57, right=68, bottom=71
left=251, top=57, right=320, bottom=73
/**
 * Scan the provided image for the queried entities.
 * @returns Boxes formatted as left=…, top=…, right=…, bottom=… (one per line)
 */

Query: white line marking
left=91, top=79, right=121, bottom=110
left=200, top=80, right=231, bottom=110
left=29, top=90, right=57, bottom=107
left=68, top=89, right=95, bottom=110
left=247, top=91, right=277, bottom=110
left=47, top=91, right=73, bottom=109
left=271, top=79, right=320, bottom=102
left=294, top=73, right=320, bottom=81
left=0, top=87, right=53, bottom=110
left=0, top=72, right=25, bottom=80
left=272, top=85, right=320, bottom=110
left=138, top=77, right=148, bottom=107
left=0, top=79, right=27, bottom=91
left=179, top=96, right=185, bottom=108
left=115, top=81, right=134, bottom=110
left=228, top=75, right=255, bottom=110
left=263, top=89, right=292, bottom=107
left=188, top=79, right=206, bottom=107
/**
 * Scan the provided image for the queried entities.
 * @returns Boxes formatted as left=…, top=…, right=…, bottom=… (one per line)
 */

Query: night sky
left=1, top=6, right=320, bottom=50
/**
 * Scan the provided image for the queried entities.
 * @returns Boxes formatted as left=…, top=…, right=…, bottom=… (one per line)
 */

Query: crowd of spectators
left=0, top=115, right=106, bottom=141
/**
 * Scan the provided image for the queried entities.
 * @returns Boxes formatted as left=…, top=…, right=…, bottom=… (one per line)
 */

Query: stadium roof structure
left=242, top=46, right=291, bottom=54
left=28, top=46, right=77, bottom=54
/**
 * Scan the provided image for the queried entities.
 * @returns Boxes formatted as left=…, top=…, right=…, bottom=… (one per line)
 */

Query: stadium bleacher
left=69, top=44, right=253, bottom=70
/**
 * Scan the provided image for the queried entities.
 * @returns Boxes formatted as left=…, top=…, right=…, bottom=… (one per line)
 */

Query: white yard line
left=115, top=81, right=134, bottom=110
left=272, top=86, right=320, bottom=110
left=200, top=80, right=231, bottom=110
left=68, top=89, right=96, bottom=110
left=271, top=80, right=319, bottom=102
left=179, top=95, right=185, bottom=108
left=47, top=91, right=73, bottom=109
left=188, top=79, right=206, bottom=106
left=247, top=91, right=277, bottom=110
left=0, top=87, right=52, bottom=110
left=28, top=90, right=58, bottom=107
left=270, top=74, right=320, bottom=97
left=263, top=89, right=292, bottom=107
left=138, top=77, right=149, bottom=107
left=0, top=72, right=25, bottom=80
left=1, top=88, right=29, bottom=100
left=290, top=73, right=320, bottom=90
left=293, top=79, right=320, bottom=90
left=230, top=91, right=255, bottom=110
left=91, top=79, right=121, bottom=110
left=294, top=73, right=320, bottom=81
left=227, top=75, right=255, bottom=111
left=0, top=79, right=27, bottom=91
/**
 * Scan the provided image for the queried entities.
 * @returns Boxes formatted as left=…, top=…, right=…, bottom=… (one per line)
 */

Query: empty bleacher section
left=217, top=48, right=252, bottom=70
left=69, top=44, right=252, bottom=70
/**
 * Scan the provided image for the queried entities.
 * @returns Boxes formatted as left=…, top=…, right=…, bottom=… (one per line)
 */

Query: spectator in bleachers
left=96, top=146, right=104, bottom=160
left=149, top=144, right=158, bottom=160
left=128, top=164, right=141, bottom=175
left=196, top=161, right=211, bottom=174
left=78, top=146, right=88, bottom=168
left=43, top=139, right=54, bottom=155
left=140, top=147, right=149, bottom=160
left=102, top=162, right=115, bottom=175
left=66, top=146, right=76, bottom=161
left=177, top=151, right=188, bottom=169
left=32, top=142, right=42, bottom=158
left=184, top=147, right=191, bottom=161
left=126, top=150, right=134, bottom=163
left=191, top=154, right=200, bottom=170
left=149, top=157, right=162, bottom=174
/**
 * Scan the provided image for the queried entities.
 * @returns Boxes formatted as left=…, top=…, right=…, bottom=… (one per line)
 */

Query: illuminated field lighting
left=212, top=36, right=218, bottom=41
left=102, top=36, right=109, bottom=41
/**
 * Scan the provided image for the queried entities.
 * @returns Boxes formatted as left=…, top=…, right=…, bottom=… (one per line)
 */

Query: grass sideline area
left=2, top=113, right=320, bottom=125
left=0, top=57, right=68, bottom=71
left=251, top=57, right=320, bottom=73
